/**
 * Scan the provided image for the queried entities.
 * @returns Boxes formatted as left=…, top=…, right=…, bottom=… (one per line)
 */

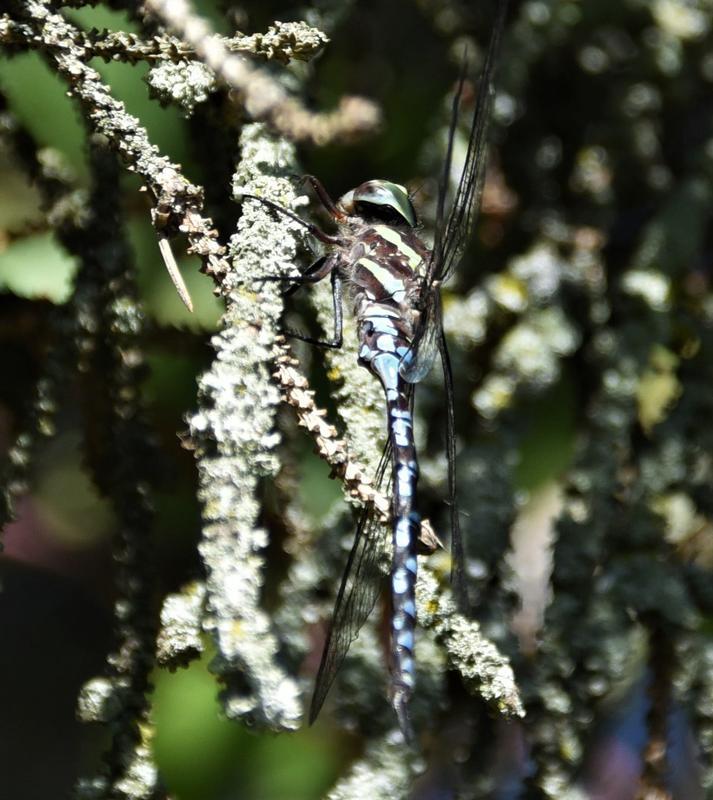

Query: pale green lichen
left=146, top=19, right=329, bottom=94
left=156, top=582, right=206, bottom=667
left=112, top=741, right=160, bottom=800
left=313, top=277, right=387, bottom=470
left=485, top=271, right=529, bottom=313
left=147, top=60, right=215, bottom=113
left=416, top=570, right=524, bottom=718
left=189, top=123, right=303, bottom=731
left=237, top=20, right=329, bottom=63
left=274, top=502, right=349, bottom=671
left=76, top=677, right=124, bottom=724
left=326, top=733, right=416, bottom=800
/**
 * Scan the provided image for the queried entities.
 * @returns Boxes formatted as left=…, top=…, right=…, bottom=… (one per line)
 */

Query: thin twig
left=157, top=236, right=193, bottom=311
left=144, top=0, right=381, bottom=144
left=0, top=15, right=328, bottom=65
left=14, top=1, right=231, bottom=288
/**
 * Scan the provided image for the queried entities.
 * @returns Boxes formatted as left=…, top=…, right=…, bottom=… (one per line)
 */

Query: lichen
left=189, top=123, right=303, bottom=731
left=156, top=583, right=206, bottom=668
left=326, top=733, right=415, bottom=800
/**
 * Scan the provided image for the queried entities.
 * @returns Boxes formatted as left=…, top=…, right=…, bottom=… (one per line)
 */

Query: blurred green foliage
left=153, top=651, right=346, bottom=800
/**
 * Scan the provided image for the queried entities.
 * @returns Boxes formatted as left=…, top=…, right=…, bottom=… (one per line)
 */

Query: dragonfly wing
left=309, top=445, right=392, bottom=723
left=406, top=2, right=507, bottom=383
left=404, top=304, right=469, bottom=607
left=429, top=58, right=468, bottom=279
left=399, top=294, right=440, bottom=384
left=436, top=323, right=468, bottom=611
left=428, top=0, right=508, bottom=288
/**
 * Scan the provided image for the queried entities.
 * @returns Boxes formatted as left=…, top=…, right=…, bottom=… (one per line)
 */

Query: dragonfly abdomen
left=385, top=387, right=420, bottom=735
left=348, top=224, right=429, bottom=737
left=358, top=334, right=420, bottom=736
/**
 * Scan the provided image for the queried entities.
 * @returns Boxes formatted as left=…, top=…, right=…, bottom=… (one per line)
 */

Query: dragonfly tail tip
left=392, top=689, right=415, bottom=745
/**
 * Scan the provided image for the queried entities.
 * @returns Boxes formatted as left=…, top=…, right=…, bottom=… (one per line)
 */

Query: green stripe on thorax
left=372, top=225, right=423, bottom=271
left=356, top=257, right=408, bottom=300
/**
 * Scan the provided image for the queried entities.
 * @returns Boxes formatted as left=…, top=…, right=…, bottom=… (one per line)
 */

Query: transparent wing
left=403, top=2, right=507, bottom=384
left=437, top=324, right=468, bottom=611
left=402, top=310, right=468, bottom=607
left=399, top=294, right=440, bottom=383
left=427, top=0, right=508, bottom=289
left=309, top=443, right=393, bottom=724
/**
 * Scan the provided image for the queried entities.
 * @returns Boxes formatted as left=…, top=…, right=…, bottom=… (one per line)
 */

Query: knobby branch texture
left=2, top=1, right=713, bottom=799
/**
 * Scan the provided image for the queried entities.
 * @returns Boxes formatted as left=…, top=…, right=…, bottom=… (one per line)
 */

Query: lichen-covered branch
left=0, top=98, right=76, bottom=542
left=326, top=734, right=414, bottom=800
left=1, top=18, right=328, bottom=65
left=187, top=124, right=304, bottom=730
left=144, top=0, right=379, bottom=145
left=416, top=569, right=523, bottom=718
left=0, top=90, right=165, bottom=795
left=156, top=583, right=206, bottom=669
left=13, top=0, right=230, bottom=284
left=65, top=141, right=163, bottom=800
left=273, top=342, right=391, bottom=520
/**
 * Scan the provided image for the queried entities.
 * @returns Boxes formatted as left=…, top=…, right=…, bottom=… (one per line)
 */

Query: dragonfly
left=244, top=0, right=507, bottom=740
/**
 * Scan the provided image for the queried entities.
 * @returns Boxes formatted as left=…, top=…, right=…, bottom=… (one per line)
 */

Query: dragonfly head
left=337, top=180, right=417, bottom=227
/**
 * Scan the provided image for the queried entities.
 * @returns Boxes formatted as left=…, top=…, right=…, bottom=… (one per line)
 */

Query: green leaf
left=0, top=232, right=77, bottom=303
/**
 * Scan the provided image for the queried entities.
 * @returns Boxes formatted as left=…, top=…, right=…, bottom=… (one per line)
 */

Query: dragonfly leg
left=240, top=193, right=343, bottom=246
left=257, top=254, right=336, bottom=295
left=284, top=269, right=343, bottom=349
left=298, top=175, right=346, bottom=221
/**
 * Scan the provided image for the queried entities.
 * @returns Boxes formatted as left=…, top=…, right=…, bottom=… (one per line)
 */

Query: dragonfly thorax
left=337, top=180, right=417, bottom=228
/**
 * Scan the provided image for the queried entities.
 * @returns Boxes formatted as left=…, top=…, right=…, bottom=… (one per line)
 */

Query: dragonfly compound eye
left=338, top=180, right=417, bottom=227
